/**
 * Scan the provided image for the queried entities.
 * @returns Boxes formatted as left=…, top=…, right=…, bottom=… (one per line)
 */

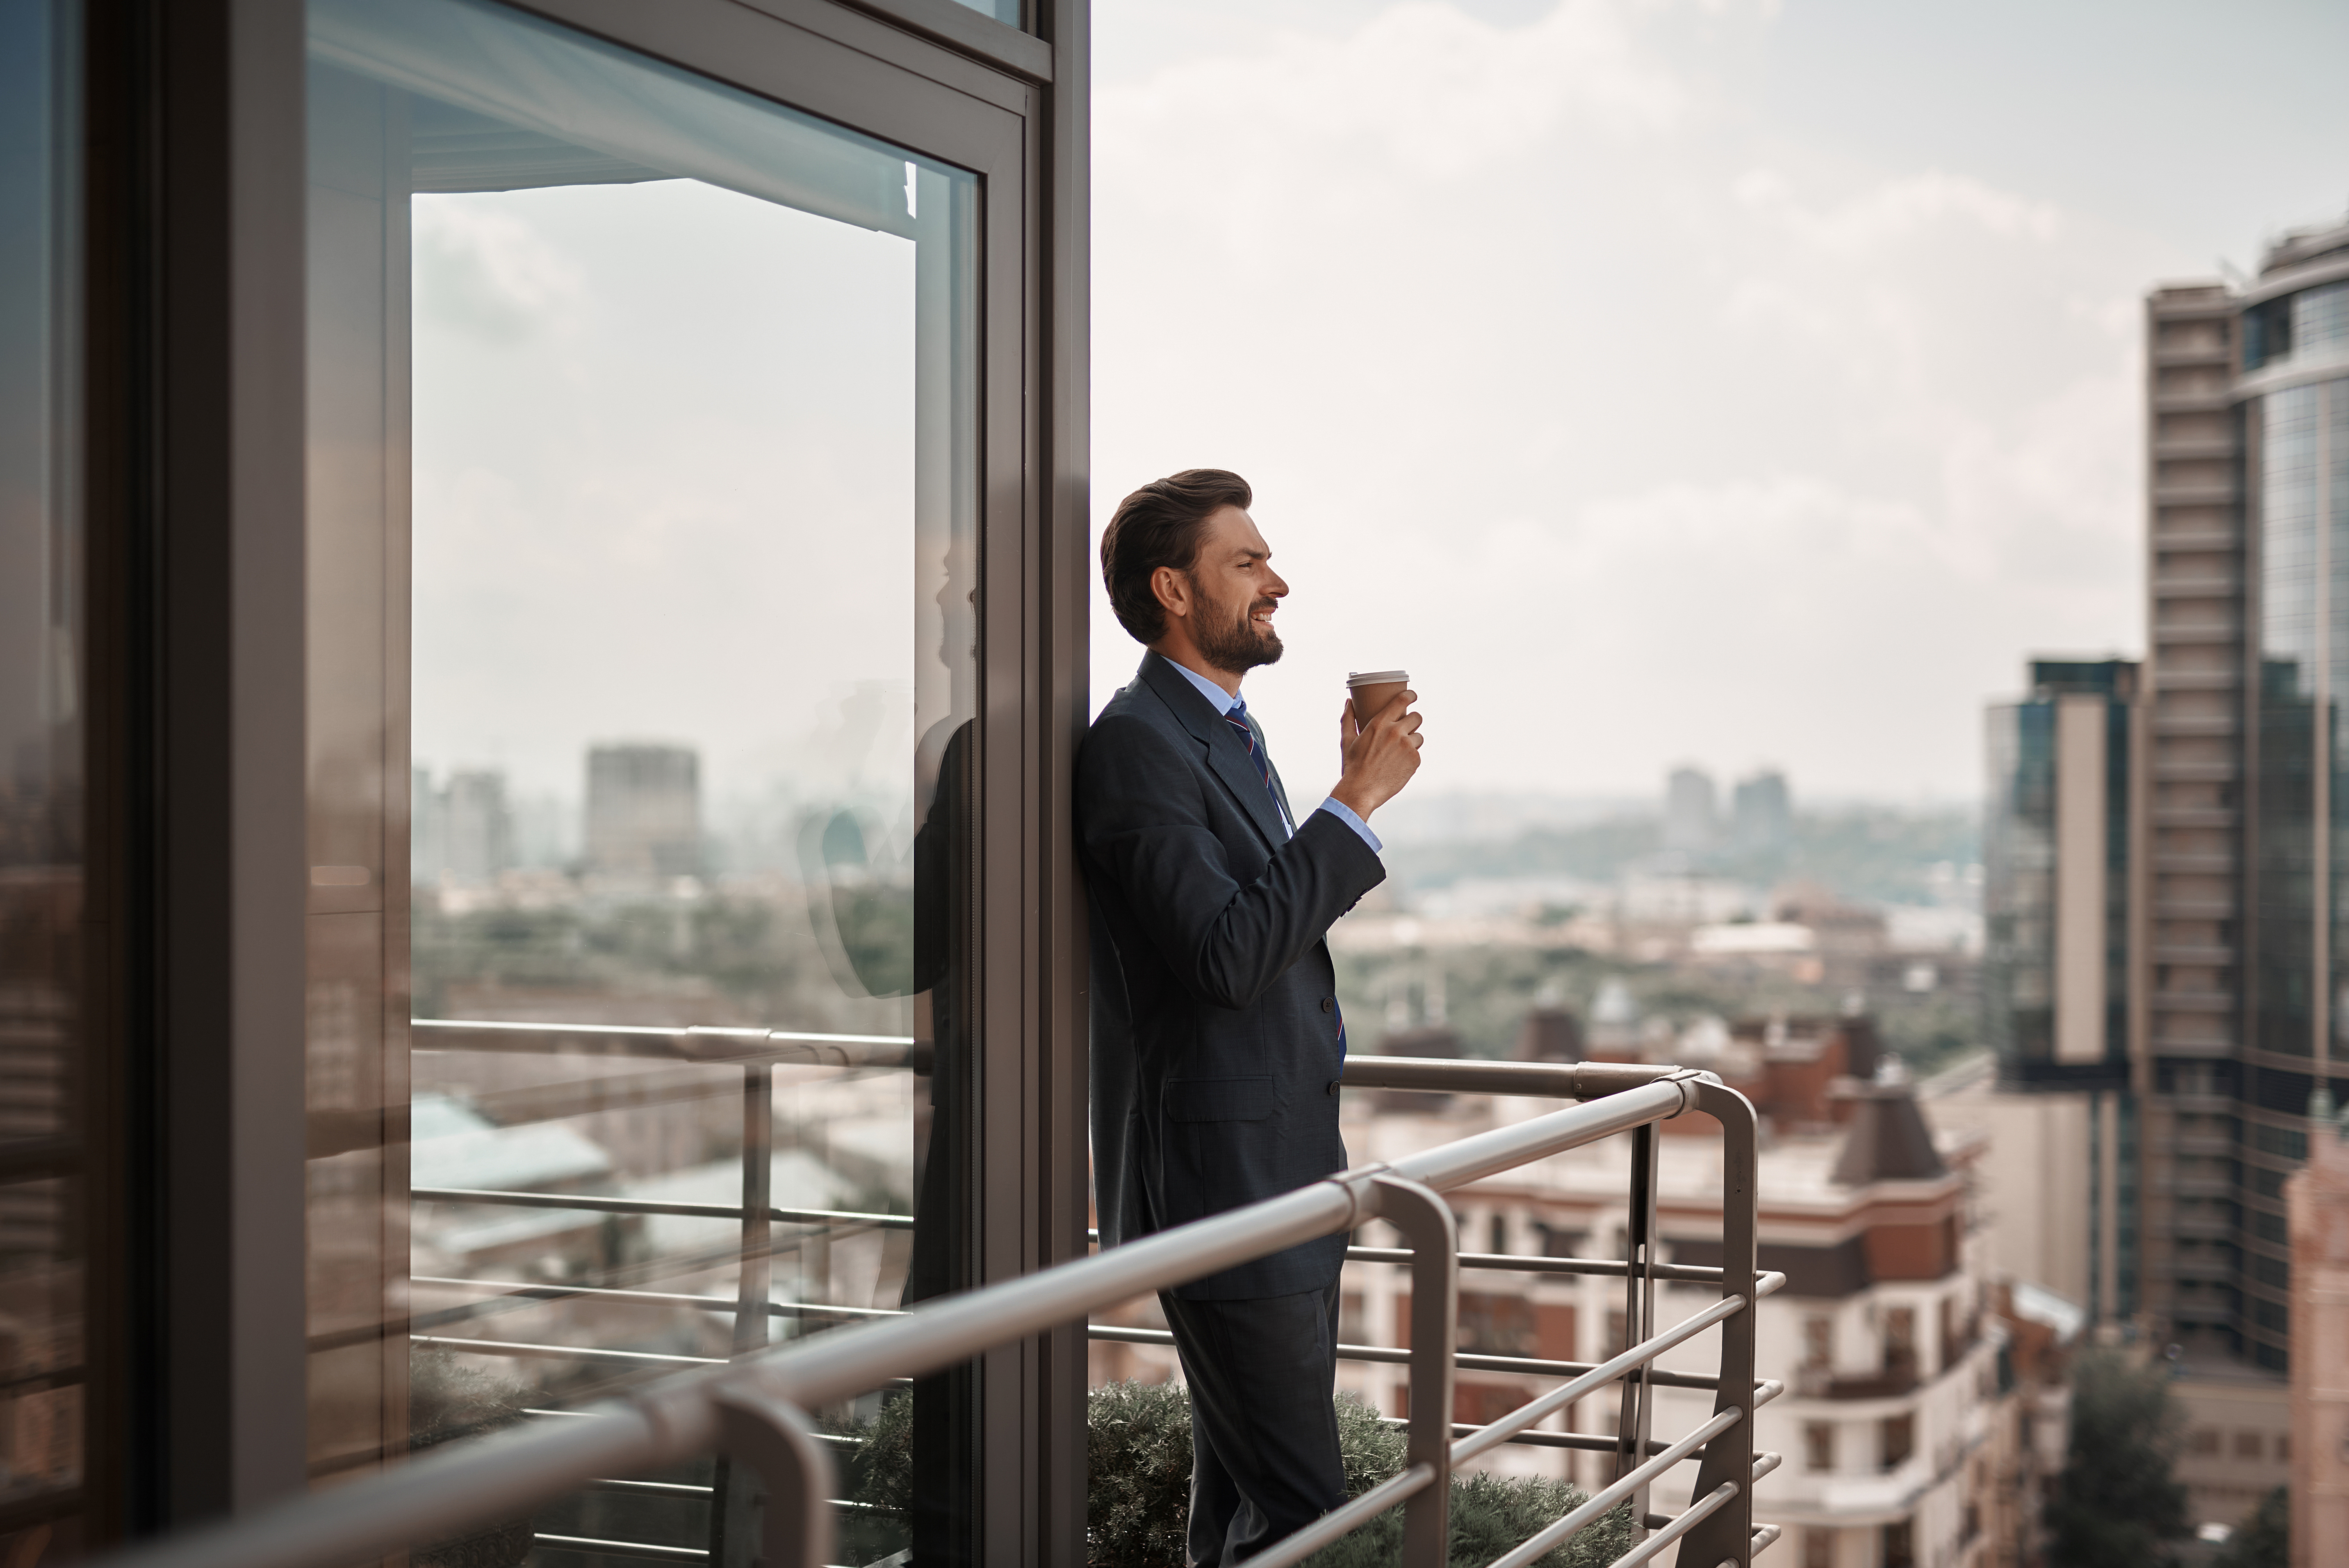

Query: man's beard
left=1193, top=584, right=1283, bottom=675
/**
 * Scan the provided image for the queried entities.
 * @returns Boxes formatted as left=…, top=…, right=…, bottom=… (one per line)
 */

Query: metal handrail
left=95, top=1057, right=1768, bottom=1568
left=412, top=1016, right=927, bottom=1070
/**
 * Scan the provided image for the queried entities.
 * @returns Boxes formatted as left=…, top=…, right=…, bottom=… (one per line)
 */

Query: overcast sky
left=1085, top=0, right=2349, bottom=807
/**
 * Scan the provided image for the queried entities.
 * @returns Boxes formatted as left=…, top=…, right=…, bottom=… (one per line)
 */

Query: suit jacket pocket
left=1163, top=1076, right=1274, bottom=1122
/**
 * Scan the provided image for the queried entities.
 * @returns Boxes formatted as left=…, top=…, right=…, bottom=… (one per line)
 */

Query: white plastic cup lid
left=1347, top=669, right=1408, bottom=685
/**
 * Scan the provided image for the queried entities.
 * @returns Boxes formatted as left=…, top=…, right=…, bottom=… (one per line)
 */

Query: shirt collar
left=1166, top=658, right=1241, bottom=717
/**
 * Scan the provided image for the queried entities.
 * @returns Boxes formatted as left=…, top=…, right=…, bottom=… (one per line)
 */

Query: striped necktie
left=1223, top=697, right=1287, bottom=832
left=1224, top=697, right=1344, bottom=1054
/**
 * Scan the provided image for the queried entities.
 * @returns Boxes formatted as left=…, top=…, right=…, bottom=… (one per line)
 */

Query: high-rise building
left=410, top=766, right=515, bottom=886
left=1981, top=658, right=2137, bottom=1325
left=1663, top=764, right=1717, bottom=855
left=412, top=764, right=446, bottom=886
left=2020, top=218, right=2349, bottom=1533
left=585, top=743, right=703, bottom=879
left=1729, top=768, right=1791, bottom=857
left=1984, top=659, right=2139, bottom=1090
left=1977, top=225, right=2348, bottom=1532
left=440, top=769, right=513, bottom=886
left=2138, top=220, right=2349, bottom=1384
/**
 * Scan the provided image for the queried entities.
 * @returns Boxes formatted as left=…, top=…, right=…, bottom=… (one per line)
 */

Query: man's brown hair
left=1099, top=469, right=1253, bottom=644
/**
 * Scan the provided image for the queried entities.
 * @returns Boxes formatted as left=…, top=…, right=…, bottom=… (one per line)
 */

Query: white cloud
left=413, top=200, right=586, bottom=344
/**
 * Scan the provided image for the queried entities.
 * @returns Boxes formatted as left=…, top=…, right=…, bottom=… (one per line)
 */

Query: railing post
left=713, top=1062, right=777, bottom=1565
left=715, top=1386, right=837, bottom=1568
left=1613, top=1120, right=1659, bottom=1537
left=1372, top=1173, right=1458, bottom=1568
left=1673, top=1080, right=1759, bottom=1568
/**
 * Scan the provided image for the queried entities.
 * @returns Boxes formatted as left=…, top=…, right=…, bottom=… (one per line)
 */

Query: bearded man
left=1078, top=469, right=1424, bottom=1566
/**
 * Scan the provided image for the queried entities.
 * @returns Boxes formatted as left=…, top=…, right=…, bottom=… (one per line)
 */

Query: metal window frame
left=79, top=0, right=1089, bottom=1557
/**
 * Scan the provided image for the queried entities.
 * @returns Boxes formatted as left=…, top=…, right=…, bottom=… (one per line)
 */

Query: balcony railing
left=104, top=1054, right=1780, bottom=1568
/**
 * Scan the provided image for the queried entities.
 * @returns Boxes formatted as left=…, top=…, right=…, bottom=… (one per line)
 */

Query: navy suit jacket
left=1080, top=652, right=1386, bottom=1299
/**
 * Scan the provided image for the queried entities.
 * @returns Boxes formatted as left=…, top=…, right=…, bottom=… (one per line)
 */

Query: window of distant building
left=1881, top=1413, right=1915, bottom=1471
left=1804, top=1421, right=1836, bottom=1472
left=2191, top=1428, right=2221, bottom=1456
left=1802, top=1314, right=1832, bottom=1368
left=1882, top=1517, right=1917, bottom=1568
left=1883, top=1304, right=1917, bottom=1373
left=1456, top=1292, right=1536, bottom=1357
left=1801, top=1527, right=1834, bottom=1568
left=1536, top=1222, right=1588, bottom=1258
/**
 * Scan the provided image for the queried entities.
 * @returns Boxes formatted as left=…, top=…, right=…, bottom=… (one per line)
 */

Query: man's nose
left=1265, top=570, right=1289, bottom=599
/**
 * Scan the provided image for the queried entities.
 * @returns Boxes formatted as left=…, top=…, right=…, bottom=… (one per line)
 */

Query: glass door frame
left=83, top=0, right=1091, bottom=1559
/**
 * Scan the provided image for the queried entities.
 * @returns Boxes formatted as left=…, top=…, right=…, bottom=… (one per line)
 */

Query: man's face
left=1183, top=506, right=1288, bottom=675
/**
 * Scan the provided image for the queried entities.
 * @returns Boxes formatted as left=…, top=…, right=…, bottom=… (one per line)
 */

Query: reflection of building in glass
left=586, top=743, right=703, bottom=878
left=1663, top=765, right=1716, bottom=855
left=1729, top=768, right=1791, bottom=856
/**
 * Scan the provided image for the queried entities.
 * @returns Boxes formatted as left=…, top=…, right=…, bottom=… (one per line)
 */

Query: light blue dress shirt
left=1165, top=660, right=1383, bottom=853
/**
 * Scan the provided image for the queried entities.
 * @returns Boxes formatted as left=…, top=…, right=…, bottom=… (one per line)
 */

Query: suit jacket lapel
left=1137, top=653, right=1289, bottom=852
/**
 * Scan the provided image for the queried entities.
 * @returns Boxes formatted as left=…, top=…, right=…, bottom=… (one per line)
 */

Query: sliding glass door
left=299, top=1, right=1031, bottom=1559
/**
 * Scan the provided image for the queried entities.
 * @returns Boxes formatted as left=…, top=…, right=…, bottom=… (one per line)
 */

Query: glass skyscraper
left=2243, top=257, right=2349, bottom=1370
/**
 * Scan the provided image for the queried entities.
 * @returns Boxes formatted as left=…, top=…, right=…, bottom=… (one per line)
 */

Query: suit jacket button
left=1320, top=996, right=1335, bottom=1014
left=1326, top=1078, right=1342, bottom=1097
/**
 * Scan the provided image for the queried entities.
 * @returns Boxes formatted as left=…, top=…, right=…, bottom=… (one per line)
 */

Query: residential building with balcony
left=1327, top=1025, right=2014, bottom=1568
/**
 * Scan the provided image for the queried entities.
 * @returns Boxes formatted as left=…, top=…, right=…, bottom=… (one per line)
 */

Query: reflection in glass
left=0, top=0, right=86, bottom=1559
left=305, top=0, right=978, bottom=1559
left=2254, top=379, right=2349, bottom=1060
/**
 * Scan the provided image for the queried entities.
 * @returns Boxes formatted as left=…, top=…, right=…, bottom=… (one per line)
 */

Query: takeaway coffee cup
left=1347, top=669, right=1410, bottom=725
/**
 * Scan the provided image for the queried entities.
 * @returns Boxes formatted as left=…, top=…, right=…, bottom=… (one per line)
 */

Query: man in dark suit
left=1079, top=469, right=1423, bottom=1566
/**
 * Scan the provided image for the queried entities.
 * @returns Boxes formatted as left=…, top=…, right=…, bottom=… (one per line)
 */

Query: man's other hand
left=1330, top=688, right=1422, bottom=821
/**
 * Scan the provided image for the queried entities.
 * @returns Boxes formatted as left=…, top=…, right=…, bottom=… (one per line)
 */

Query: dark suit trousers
left=1160, top=1282, right=1346, bottom=1567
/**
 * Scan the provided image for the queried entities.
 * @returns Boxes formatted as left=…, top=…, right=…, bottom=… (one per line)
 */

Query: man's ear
left=1150, top=564, right=1191, bottom=622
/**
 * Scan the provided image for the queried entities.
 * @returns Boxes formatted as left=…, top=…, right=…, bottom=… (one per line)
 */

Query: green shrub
left=1087, top=1380, right=1196, bottom=1567
left=837, top=1380, right=1632, bottom=1568
left=830, top=1392, right=916, bottom=1566
left=1297, top=1459, right=1634, bottom=1568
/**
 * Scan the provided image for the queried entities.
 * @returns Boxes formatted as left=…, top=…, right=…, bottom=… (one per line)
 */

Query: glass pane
left=305, top=1, right=980, bottom=1559
left=0, top=0, right=86, bottom=1557
left=946, top=0, right=1020, bottom=25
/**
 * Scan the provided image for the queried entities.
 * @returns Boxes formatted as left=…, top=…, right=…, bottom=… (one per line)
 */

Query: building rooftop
left=1829, top=1081, right=1949, bottom=1185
